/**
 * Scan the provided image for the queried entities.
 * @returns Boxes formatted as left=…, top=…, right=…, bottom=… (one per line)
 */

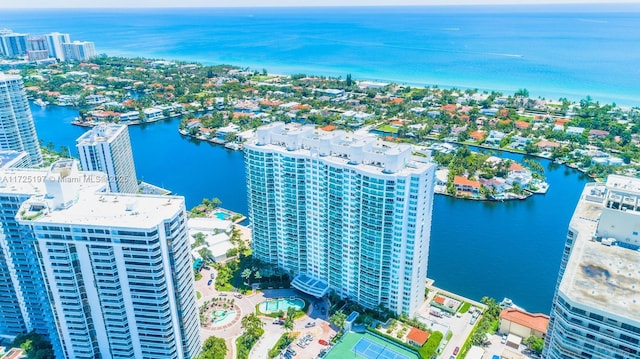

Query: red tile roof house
left=406, top=327, right=430, bottom=347
left=454, top=176, right=481, bottom=194
left=535, top=140, right=561, bottom=152
left=589, top=129, right=610, bottom=139
left=499, top=308, right=549, bottom=339
left=508, top=162, right=526, bottom=174
left=469, top=131, right=486, bottom=141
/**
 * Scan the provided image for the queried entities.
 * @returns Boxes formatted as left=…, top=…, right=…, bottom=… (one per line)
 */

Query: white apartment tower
left=245, top=123, right=436, bottom=315
left=62, top=41, right=96, bottom=62
left=44, top=32, right=70, bottom=61
left=0, top=167, right=66, bottom=357
left=545, top=175, right=640, bottom=359
left=76, top=123, right=138, bottom=193
left=0, top=31, right=28, bottom=57
left=0, top=160, right=201, bottom=358
left=0, top=73, right=43, bottom=167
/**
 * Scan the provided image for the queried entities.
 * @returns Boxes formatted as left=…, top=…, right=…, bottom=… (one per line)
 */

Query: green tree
left=346, top=73, right=353, bottom=87
left=198, top=336, right=227, bottom=359
left=481, top=296, right=501, bottom=318
left=11, top=331, right=54, bottom=359
left=241, top=268, right=252, bottom=285
left=329, top=310, right=347, bottom=330
left=524, top=335, right=544, bottom=355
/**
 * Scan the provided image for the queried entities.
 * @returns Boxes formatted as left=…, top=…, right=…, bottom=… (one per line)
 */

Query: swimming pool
left=259, top=297, right=305, bottom=314
left=213, top=211, right=231, bottom=221
left=210, top=309, right=236, bottom=327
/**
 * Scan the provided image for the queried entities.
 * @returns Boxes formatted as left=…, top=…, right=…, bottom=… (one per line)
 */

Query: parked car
left=207, top=280, right=212, bottom=286
left=305, top=321, right=316, bottom=328
left=210, top=273, right=215, bottom=279
left=234, top=293, right=243, bottom=299
left=453, top=347, right=460, bottom=355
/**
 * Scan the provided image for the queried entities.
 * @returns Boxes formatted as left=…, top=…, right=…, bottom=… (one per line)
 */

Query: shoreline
left=97, top=49, right=639, bottom=107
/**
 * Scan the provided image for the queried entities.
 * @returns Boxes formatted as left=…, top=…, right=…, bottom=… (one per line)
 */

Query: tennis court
left=324, top=331, right=419, bottom=359
left=353, top=337, right=411, bottom=359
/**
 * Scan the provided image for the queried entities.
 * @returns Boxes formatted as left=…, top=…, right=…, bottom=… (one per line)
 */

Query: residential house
left=406, top=328, right=430, bottom=347
left=566, top=126, right=586, bottom=136
left=506, top=162, right=532, bottom=186
left=499, top=308, right=549, bottom=339
left=485, top=130, right=506, bottom=145
left=536, top=140, right=561, bottom=152
left=454, top=176, right=481, bottom=194
left=588, top=129, right=610, bottom=139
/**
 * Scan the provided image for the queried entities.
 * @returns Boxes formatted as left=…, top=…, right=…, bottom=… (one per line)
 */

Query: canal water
left=30, top=103, right=590, bottom=313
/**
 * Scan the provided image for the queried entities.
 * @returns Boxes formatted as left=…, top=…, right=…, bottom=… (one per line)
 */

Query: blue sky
left=2, top=0, right=640, bottom=9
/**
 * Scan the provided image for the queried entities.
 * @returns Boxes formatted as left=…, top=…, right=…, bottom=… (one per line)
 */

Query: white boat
left=500, top=297, right=524, bottom=310
left=34, top=98, right=49, bottom=107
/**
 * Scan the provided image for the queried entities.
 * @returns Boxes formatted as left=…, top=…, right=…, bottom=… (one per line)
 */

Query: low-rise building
left=406, top=327, right=429, bottom=347
left=499, top=308, right=549, bottom=339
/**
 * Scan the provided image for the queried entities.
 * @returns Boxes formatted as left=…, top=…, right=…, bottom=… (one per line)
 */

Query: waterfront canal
left=31, top=103, right=590, bottom=313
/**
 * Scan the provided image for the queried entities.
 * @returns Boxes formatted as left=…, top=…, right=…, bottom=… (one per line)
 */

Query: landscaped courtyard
left=199, top=298, right=241, bottom=329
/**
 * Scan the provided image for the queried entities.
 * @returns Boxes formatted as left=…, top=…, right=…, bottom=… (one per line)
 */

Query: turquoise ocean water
left=2, top=4, right=640, bottom=105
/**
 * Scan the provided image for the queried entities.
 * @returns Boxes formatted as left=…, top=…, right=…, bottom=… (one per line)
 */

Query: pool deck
left=211, top=207, right=247, bottom=224
left=197, top=281, right=333, bottom=359
left=259, top=297, right=306, bottom=314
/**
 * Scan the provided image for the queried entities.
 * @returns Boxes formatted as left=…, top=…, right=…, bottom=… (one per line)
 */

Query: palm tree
left=241, top=268, right=252, bottom=285
left=283, top=317, right=294, bottom=332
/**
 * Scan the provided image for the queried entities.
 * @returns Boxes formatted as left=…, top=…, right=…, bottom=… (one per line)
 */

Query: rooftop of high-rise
left=4, top=160, right=182, bottom=229
left=0, top=150, right=28, bottom=168
left=76, top=123, right=127, bottom=145
left=559, top=177, right=640, bottom=324
left=0, top=72, right=21, bottom=81
left=246, top=122, right=433, bottom=176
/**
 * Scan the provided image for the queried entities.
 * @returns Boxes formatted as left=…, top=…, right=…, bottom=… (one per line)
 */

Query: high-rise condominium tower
left=0, top=73, right=43, bottom=167
left=0, top=160, right=201, bottom=359
left=44, top=32, right=70, bottom=61
left=0, top=31, right=28, bottom=57
left=62, top=41, right=96, bottom=62
left=245, top=123, right=435, bottom=315
left=76, top=123, right=139, bottom=193
left=545, top=175, right=640, bottom=359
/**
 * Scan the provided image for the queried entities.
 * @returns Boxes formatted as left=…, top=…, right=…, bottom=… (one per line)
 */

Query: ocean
left=3, top=4, right=640, bottom=105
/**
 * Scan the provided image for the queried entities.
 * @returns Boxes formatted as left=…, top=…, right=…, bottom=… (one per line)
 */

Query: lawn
left=324, top=331, right=419, bottom=359
left=375, top=124, right=399, bottom=134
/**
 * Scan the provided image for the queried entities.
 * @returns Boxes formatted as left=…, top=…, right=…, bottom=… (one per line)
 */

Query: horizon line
left=2, top=2, right=640, bottom=10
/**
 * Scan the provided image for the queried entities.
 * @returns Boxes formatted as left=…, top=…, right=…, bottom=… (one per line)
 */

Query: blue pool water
left=213, top=211, right=231, bottom=221
left=259, top=298, right=305, bottom=313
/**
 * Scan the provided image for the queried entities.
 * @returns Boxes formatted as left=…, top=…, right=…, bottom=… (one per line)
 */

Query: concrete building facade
left=44, top=32, right=70, bottom=61
left=0, top=160, right=201, bottom=358
left=0, top=73, right=43, bottom=167
left=545, top=175, right=640, bottom=359
left=245, top=122, right=435, bottom=315
left=62, top=41, right=96, bottom=62
left=76, top=123, right=138, bottom=193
